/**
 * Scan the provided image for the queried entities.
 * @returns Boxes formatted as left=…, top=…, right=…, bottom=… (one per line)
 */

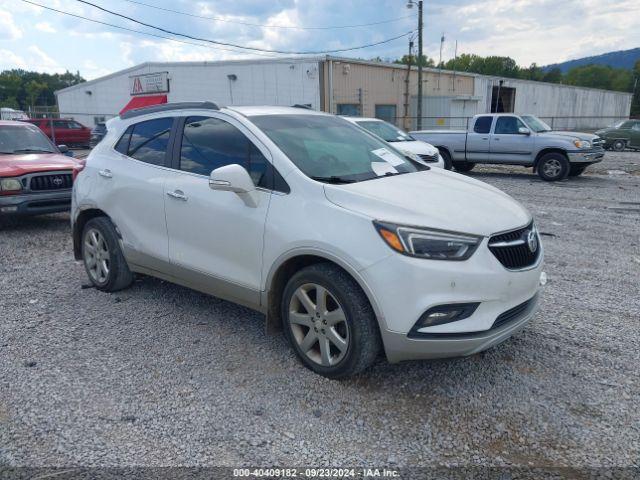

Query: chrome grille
left=488, top=222, right=540, bottom=270
left=29, top=173, right=73, bottom=191
left=418, top=153, right=439, bottom=163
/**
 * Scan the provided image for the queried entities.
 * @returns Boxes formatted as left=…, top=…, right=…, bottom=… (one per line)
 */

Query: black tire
left=452, top=161, right=475, bottom=173
left=568, top=164, right=587, bottom=177
left=437, top=148, right=453, bottom=170
left=612, top=139, right=626, bottom=152
left=81, top=216, right=133, bottom=292
left=537, top=152, right=569, bottom=181
left=281, top=263, right=381, bottom=379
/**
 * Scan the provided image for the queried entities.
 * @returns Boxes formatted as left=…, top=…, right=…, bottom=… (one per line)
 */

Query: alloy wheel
left=83, top=228, right=110, bottom=284
left=288, top=283, right=350, bottom=367
left=542, top=158, right=562, bottom=178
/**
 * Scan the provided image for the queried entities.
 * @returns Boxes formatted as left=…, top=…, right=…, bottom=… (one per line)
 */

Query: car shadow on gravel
left=0, top=213, right=70, bottom=233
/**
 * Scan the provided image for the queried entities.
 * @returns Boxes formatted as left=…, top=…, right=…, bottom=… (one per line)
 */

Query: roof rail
left=120, top=101, right=220, bottom=119
left=291, top=104, right=313, bottom=110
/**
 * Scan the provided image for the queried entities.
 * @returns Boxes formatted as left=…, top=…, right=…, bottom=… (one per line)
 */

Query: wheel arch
left=262, top=249, right=386, bottom=336
left=533, top=148, right=568, bottom=171
left=73, top=208, right=114, bottom=260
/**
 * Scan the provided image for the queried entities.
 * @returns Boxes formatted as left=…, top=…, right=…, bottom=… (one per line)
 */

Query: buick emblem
left=52, top=176, right=63, bottom=187
left=526, top=230, right=538, bottom=253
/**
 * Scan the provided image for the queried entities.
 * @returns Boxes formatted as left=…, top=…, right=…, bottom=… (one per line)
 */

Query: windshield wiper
left=12, top=148, right=55, bottom=153
left=310, top=175, right=357, bottom=184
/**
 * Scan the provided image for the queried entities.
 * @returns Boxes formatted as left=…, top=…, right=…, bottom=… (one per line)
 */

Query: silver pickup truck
left=411, top=114, right=605, bottom=181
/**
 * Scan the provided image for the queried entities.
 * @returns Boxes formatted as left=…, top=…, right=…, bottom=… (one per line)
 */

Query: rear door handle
left=98, top=169, right=112, bottom=178
left=167, top=190, right=188, bottom=201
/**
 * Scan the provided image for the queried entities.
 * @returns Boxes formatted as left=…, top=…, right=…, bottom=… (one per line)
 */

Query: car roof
left=227, top=105, right=327, bottom=117
left=342, top=116, right=384, bottom=123
left=0, top=120, right=34, bottom=126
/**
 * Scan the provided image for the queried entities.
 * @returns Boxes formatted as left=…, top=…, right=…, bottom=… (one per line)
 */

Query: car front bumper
left=567, top=149, right=605, bottom=163
left=0, top=190, right=72, bottom=216
left=360, top=237, right=544, bottom=363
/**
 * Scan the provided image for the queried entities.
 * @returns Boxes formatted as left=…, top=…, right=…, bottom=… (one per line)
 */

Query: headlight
left=573, top=139, right=591, bottom=149
left=401, top=150, right=420, bottom=162
left=374, top=221, right=482, bottom=260
left=0, top=178, right=22, bottom=194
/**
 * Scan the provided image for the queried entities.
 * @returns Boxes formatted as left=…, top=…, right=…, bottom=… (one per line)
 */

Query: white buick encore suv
left=72, top=102, right=544, bottom=378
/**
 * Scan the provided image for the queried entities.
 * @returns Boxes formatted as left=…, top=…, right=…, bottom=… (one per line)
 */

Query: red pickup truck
left=0, top=120, right=83, bottom=216
left=27, top=118, right=91, bottom=148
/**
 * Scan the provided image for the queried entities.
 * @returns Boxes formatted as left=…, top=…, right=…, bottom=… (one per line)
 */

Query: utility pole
left=407, top=0, right=424, bottom=130
left=403, top=38, right=414, bottom=130
left=417, top=1, right=423, bottom=130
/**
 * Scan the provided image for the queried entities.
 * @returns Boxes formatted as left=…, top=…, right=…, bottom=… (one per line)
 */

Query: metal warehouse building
left=56, top=55, right=632, bottom=131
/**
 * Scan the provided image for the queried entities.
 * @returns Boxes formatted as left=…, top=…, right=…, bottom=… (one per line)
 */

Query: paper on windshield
left=371, top=148, right=403, bottom=166
left=371, top=161, right=398, bottom=176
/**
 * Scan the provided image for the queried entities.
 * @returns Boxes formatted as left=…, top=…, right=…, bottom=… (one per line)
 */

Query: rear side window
left=114, top=126, right=132, bottom=154
left=474, top=116, right=493, bottom=134
left=127, top=118, right=173, bottom=166
left=179, top=116, right=285, bottom=191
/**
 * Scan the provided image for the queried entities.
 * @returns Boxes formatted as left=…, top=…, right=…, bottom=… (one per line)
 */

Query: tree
left=542, top=68, right=562, bottom=84
left=25, top=80, right=47, bottom=107
left=0, top=69, right=86, bottom=110
left=394, top=54, right=435, bottom=67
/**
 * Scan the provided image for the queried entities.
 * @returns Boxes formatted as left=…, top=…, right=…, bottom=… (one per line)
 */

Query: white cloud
left=0, top=11, right=23, bottom=40
left=35, top=22, right=57, bottom=33
left=0, top=49, right=27, bottom=70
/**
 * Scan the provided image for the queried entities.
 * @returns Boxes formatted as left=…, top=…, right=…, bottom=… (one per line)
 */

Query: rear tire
left=452, top=161, right=475, bottom=173
left=437, top=148, right=453, bottom=170
left=281, top=263, right=381, bottom=379
left=82, top=217, right=133, bottom=292
left=568, top=164, right=587, bottom=177
left=612, top=139, right=626, bottom=152
left=537, top=153, right=569, bottom=181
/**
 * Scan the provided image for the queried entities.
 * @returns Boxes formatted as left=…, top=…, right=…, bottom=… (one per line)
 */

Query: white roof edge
left=54, top=56, right=329, bottom=95
left=55, top=54, right=633, bottom=98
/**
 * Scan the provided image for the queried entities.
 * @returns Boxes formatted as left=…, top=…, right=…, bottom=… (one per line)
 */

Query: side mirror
left=209, top=164, right=255, bottom=194
left=58, top=145, right=74, bottom=157
left=518, top=127, right=531, bottom=136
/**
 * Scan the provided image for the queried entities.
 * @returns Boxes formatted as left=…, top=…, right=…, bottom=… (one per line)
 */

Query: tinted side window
left=114, top=126, right=132, bottom=154
left=474, top=116, right=493, bottom=134
left=494, top=116, right=526, bottom=134
left=128, top=118, right=173, bottom=166
left=179, top=116, right=278, bottom=190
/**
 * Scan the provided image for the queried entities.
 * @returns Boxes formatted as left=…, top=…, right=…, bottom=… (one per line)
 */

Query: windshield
left=521, top=115, right=552, bottom=133
left=0, top=125, right=55, bottom=154
left=250, top=114, right=420, bottom=183
left=355, top=120, right=414, bottom=142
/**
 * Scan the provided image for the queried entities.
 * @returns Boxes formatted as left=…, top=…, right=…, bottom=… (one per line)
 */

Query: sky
left=1, top=0, right=639, bottom=80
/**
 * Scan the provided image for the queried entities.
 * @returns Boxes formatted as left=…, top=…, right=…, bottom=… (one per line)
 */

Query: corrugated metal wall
left=56, top=60, right=322, bottom=127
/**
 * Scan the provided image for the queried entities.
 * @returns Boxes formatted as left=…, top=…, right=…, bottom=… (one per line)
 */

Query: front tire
left=452, top=161, right=475, bottom=173
left=612, top=139, right=626, bottom=152
left=82, top=217, right=133, bottom=292
left=281, top=263, right=381, bottom=379
left=437, top=148, right=453, bottom=170
left=537, top=153, right=569, bottom=181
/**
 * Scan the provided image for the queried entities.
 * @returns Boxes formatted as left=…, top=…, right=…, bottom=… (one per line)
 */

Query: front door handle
left=167, top=190, right=188, bottom=201
left=98, top=169, right=112, bottom=178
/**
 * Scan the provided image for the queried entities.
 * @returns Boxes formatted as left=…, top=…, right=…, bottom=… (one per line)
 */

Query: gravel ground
left=1, top=152, right=639, bottom=469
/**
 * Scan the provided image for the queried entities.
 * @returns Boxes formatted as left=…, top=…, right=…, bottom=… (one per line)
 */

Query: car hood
left=390, top=139, right=438, bottom=156
left=538, top=131, right=599, bottom=141
left=324, top=169, right=531, bottom=237
left=0, top=153, right=78, bottom=177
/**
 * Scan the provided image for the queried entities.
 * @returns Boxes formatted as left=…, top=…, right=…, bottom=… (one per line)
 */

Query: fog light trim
left=409, top=302, right=480, bottom=338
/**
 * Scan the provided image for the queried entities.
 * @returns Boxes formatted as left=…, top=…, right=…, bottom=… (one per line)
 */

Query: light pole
left=406, top=1, right=423, bottom=130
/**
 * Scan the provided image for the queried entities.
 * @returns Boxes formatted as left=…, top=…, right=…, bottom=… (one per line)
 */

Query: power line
left=72, top=0, right=414, bottom=55
left=120, top=0, right=415, bottom=30
left=20, top=0, right=281, bottom=57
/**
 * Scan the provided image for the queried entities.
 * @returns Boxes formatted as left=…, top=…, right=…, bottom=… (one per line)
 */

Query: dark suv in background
left=90, top=123, right=107, bottom=148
